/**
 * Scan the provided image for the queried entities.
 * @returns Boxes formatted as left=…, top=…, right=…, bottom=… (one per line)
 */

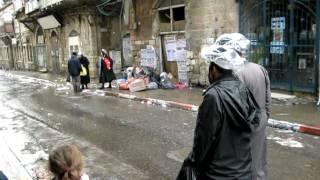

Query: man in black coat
left=177, top=48, right=261, bottom=180
left=68, top=52, right=81, bottom=93
left=215, top=33, right=271, bottom=180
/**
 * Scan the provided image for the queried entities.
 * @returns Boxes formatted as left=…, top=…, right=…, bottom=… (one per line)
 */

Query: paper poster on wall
left=271, top=17, right=285, bottom=30
left=176, top=38, right=187, bottom=61
left=164, top=35, right=177, bottom=61
left=270, top=17, right=285, bottom=54
left=140, top=47, right=157, bottom=68
left=270, top=41, right=285, bottom=54
left=177, top=61, right=188, bottom=82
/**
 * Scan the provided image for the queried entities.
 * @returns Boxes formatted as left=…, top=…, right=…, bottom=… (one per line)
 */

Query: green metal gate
left=239, top=0, right=319, bottom=93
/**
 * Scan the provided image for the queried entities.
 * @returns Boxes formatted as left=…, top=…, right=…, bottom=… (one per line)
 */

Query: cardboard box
left=129, top=79, right=146, bottom=92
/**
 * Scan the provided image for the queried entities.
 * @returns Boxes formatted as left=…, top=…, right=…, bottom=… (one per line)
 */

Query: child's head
left=48, top=144, right=83, bottom=180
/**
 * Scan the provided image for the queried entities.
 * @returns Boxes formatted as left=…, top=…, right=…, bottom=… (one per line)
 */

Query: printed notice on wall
left=270, top=17, right=285, bottom=54
left=164, top=35, right=177, bottom=61
left=176, top=38, right=187, bottom=61
left=140, top=47, right=157, bottom=68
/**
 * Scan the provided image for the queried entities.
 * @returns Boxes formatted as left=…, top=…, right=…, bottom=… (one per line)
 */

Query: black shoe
left=99, top=86, right=104, bottom=89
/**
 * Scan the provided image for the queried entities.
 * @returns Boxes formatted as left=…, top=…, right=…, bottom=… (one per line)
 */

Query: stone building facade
left=125, top=0, right=238, bottom=85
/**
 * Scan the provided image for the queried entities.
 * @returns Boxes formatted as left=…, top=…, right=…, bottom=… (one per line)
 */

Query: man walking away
left=68, top=52, right=82, bottom=93
left=215, top=33, right=271, bottom=180
left=177, top=47, right=261, bottom=180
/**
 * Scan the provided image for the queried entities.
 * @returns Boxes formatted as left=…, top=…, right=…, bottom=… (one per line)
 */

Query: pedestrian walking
left=79, top=53, right=90, bottom=89
left=98, top=49, right=116, bottom=89
left=177, top=47, right=261, bottom=180
left=68, top=52, right=82, bottom=93
left=215, top=33, right=271, bottom=180
left=48, top=144, right=89, bottom=180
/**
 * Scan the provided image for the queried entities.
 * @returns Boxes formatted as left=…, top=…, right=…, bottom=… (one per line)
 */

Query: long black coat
left=181, top=75, right=261, bottom=180
left=99, top=57, right=116, bottom=83
left=80, top=55, right=90, bottom=84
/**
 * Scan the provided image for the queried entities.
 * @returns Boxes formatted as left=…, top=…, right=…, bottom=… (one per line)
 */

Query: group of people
left=67, top=49, right=116, bottom=92
left=67, top=52, right=91, bottom=92
left=177, top=33, right=271, bottom=180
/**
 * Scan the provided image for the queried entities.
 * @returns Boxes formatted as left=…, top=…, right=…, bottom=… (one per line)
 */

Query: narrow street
left=0, top=70, right=320, bottom=180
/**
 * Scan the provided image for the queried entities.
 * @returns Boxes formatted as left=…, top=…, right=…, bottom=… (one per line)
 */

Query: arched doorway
left=35, top=27, right=47, bottom=71
left=68, top=30, right=80, bottom=54
left=239, top=0, right=319, bottom=93
left=51, top=31, right=60, bottom=73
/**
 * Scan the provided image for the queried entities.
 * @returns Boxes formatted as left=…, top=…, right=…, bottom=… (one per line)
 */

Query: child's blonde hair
left=49, top=144, right=83, bottom=180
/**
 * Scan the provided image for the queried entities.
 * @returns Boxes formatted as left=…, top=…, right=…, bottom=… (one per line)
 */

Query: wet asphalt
left=0, top=70, right=320, bottom=180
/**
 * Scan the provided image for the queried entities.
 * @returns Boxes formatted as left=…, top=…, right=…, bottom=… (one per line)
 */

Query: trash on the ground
left=160, top=72, right=175, bottom=89
left=175, top=83, right=188, bottom=89
left=147, top=82, right=158, bottom=90
left=129, top=79, right=146, bottom=92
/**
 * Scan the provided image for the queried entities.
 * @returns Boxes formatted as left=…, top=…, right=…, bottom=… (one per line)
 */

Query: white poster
left=177, top=61, right=188, bottom=82
left=176, top=38, right=187, bottom=61
left=140, top=47, right=157, bottom=68
left=270, top=41, right=285, bottom=54
left=270, top=17, right=285, bottom=54
left=165, top=35, right=177, bottom=61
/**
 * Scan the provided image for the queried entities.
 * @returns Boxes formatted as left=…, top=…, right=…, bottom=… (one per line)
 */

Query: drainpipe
left=317, top=0, right=320, bottom=106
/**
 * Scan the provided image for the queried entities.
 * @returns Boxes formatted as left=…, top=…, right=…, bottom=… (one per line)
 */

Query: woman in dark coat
left=79, top=54, right=90, bottom=89
left=99, top=50, right=116, bottom=89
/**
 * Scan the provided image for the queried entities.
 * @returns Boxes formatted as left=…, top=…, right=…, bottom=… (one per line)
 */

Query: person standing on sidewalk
left=68, top=52, right=82, bottom=93
left=177, top=47, right=261, bottom=180
left=215, top=33, right=272, bottom=180
left=98, top=49, right=116, bottom=89
left=79, top=53, right=90, bottom=89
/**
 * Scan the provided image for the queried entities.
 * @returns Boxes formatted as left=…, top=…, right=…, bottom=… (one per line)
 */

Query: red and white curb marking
left=101, top=90, right=320, bottom=137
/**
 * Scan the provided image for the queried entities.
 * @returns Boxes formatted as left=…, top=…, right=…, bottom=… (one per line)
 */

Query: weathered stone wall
left=185, top=0, right=239, bottom=85
left=60, top=8, right=100, bottom=77
left=130, top=0, right=239, bottom=83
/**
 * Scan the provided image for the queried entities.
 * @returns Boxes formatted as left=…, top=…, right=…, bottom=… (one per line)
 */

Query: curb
left=103, top=90, right=320, bottom=137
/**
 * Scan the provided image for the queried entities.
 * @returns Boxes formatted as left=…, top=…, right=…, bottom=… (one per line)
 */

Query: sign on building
left=140, top=46, right=157, bottom=68
left=270, top=17, right=285, bottom=54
